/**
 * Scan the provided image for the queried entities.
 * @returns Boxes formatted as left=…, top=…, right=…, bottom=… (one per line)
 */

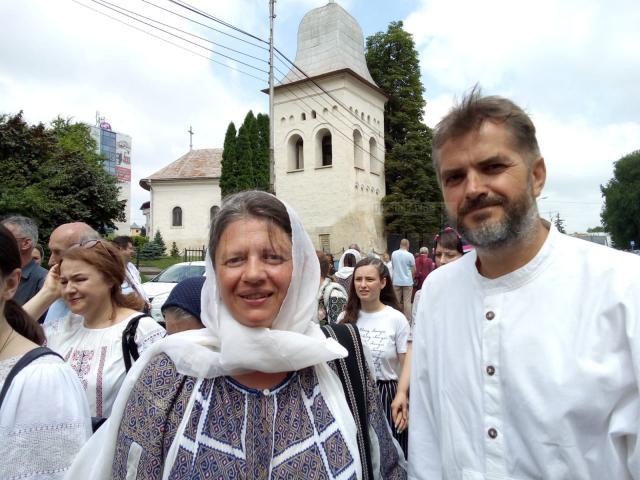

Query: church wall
left=149, top=179, right=221, bottom=252
left=274, top=73, right=387, bottom=256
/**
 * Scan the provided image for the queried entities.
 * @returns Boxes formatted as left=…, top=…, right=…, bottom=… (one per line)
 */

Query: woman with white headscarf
left=66, top=190, right=405, bottom=479
left=334, top=248, right=362, bottom=292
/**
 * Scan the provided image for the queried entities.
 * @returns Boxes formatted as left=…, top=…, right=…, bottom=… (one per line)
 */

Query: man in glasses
left=1, top=215, right=48, bottom=305
left=409, top=90, right=640, bottom=479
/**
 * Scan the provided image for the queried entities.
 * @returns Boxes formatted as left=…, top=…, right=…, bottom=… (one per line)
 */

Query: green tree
left=0, top=112, right=125, bottom=244
left=586, top=226, right=605, bottom=233
left=153, top=230, right=166, bottom=256
left=170, top=241, right=180, bottom=258
left=254, top=113, right=270, bottom=191
left=235, top=111, right=256, bottom=191
left=366, top=21, right=441, bottom=236
left=553, top=213, right=567, bottom=234
left=219, top=122, right=238, bottom=197
left=601, top=149, right=640, bottom=248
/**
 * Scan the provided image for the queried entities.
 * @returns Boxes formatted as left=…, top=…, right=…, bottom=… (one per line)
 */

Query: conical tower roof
left=278, top=2, right=377, bottom=88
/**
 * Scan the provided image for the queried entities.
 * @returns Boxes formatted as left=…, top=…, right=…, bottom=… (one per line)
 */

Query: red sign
left=115, top=166, right=131, bottom=183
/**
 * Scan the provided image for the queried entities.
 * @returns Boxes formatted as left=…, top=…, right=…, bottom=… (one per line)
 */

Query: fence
left=183, top=246, right=207, bottom=262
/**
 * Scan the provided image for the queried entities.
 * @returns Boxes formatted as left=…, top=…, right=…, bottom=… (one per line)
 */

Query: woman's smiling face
left=214, top=218, right=293, bottom=329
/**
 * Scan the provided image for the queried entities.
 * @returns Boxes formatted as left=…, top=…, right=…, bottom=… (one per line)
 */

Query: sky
left=1, top=0, right=638, bottom=233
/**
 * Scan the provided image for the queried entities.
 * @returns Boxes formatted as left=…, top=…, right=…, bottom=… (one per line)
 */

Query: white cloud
left=405, top=0, right=640, bottom=233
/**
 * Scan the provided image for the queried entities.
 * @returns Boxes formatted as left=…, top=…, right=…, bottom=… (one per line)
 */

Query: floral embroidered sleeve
left=112, top=353, right=195, bottom=480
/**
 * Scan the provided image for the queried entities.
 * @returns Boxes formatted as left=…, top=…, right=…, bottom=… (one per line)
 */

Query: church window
left=301, top=113, right=306, bottom=121
left=321, top=132, right=332, bottom=166
left=353, top=130, right=364, bottom=169
left=210, top=205, right=220, bottom=224
left=367, top=115, right=371, bottom=123
left=323, top=108, right=328, bottom=115
left=369, top=137, right=378, bottom=174
left=319, top=234, right=330, bottom=253
left=287, top=134, right=304, bottom=171
left=361, top=112, right=365, bottom=120
left=172, top=207, right=182, bottom=227
left=332, top=105, right=338, bottom=113
left=311, top=110, right=317, bottom=119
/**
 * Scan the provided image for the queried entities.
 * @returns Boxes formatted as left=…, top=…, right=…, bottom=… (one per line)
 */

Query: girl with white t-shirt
left=340, top=256, right=410, bottom=456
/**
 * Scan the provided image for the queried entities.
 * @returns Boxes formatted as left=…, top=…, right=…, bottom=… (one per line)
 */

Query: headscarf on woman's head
left=338, top=248, right=362, bottom=270
left=199, top=193, right=347, bottom=374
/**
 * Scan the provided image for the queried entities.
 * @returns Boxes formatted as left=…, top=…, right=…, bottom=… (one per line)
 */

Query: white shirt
left=409, top=225, right=640, bottom=479
left=0, top=353, right=92, bottom=480
left=351, top=305, right=409, bottom=381
left=121, top=262, right=149, bottom=302
left=44, top=312, right=165, bottom=417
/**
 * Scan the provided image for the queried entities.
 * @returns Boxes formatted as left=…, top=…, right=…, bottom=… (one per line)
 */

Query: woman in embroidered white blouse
left=66, top=190, right=406, bottom=479
left=0, top=224, right=91, bottom=480
left=43, top=239, right=165, bottom=419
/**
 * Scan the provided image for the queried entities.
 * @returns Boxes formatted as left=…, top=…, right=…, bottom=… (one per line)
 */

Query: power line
left=167, top=0, right=269, bottom=45
left=86, top=0, right=268, bottom=74
left=73, top=0, right=267, bottom=82
left=92, top=0, right=268, bottom=63
left=141, top=0, right=269, bottom=51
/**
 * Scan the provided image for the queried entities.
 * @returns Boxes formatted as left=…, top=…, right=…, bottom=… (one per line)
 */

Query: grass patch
left=137, top=256, right=183, bottom=270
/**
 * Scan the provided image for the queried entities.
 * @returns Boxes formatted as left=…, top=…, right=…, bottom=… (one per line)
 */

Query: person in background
left=42, top=222, right=101, bottom=324
left=382, top=251, right=393, bottom=278
left=161, top=276, right=205, bottom=335
left=334, top=248, right=361, bottom=292
left=391, top=239, right=415, bottom=322
left=42, top=239, right=165, bottom=419
left=1, top=216, right=48, bottom=305
left=32, top=244, right=45, bottom=266
left=340, top=256, right=410, bottom=457
left=432, top=227, right=464, bottom=268
left=413, top=246, right=435, bottom=296
left=0, top=224, right=91, bottom=480
left=326, top=253, right=337, bottom=277
left=316, top=250, right=348, bottom=325
left=112, top=236, right=149, bottom=306
left=392, top=227, right=465, bottom=437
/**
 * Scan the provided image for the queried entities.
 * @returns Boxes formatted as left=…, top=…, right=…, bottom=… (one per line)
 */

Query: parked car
left=142, top=261, right=206, bottom=322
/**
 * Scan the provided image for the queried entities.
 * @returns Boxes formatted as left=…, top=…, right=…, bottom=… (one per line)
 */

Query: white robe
left=409, top=225, right=640, bottom=479
left=0, top=353, right=92, bottom=480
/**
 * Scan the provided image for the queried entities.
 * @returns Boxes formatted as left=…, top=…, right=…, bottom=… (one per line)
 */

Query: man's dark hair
left=113, top=236, right=133, bottom=249
left=317, top=250, right=331, bottom=278
left=433, top=86, right=541, bottom=183
left=343, top=253, right=357, bottom=268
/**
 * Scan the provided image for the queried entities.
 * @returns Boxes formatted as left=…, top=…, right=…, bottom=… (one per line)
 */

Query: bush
left=170, top=241, right=180, bottom=258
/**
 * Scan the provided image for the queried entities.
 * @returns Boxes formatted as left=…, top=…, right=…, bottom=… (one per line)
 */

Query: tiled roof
left=140, top=148, right=222, bottom=190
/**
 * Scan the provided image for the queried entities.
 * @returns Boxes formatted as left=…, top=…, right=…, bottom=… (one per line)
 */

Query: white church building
left=141, top=1, right=386, bottom=254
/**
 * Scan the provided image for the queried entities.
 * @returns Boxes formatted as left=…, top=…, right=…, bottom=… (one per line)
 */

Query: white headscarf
left=338, top=248, right=362, bottom=270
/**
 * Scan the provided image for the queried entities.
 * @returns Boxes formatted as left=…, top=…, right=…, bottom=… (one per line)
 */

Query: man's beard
left=450, top=189, right=540, bottom=250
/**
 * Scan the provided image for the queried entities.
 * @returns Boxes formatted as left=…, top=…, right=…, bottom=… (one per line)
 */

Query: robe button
left=488, top=428, right=498, bottom=439
left=486, top=365, right=496, bottom=376
left=485, top=311, right=495, bottom=321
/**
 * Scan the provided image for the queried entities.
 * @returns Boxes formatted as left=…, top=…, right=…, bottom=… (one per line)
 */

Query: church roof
left=277, top=1, right=377, bottom=89
left=140, top=148, right=222, bottom=191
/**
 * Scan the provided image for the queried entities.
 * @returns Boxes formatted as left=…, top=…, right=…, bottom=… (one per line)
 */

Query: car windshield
left=153, top=264, right=205, bottom=283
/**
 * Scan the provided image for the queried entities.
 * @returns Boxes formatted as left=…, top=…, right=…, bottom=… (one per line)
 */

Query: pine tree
left=254, top=113, right=270, bottom=191
left=153, top=230, right=166, bottom=256
left=553, top=213, right=567, bottom=234
left=235, top=111, right=256, bottom=191
left=220, top=122, right=237, bottom=197
left=170, top=241, right=180, bottom=258
left=365, top=21, right=441, bottom=237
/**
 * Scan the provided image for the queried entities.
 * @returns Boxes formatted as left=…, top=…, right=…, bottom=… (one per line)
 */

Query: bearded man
left=408, top=90, right=640, bottom=479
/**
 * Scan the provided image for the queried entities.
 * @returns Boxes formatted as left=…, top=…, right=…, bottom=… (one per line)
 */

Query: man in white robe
left=408, top=90, right=640, bottom=479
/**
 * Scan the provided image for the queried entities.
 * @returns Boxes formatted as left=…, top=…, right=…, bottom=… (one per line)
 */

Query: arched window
left=317, top=130, right=332, bottom=167
left=311, top=110, right=317, bottom=119
left=172, top=206, right=182, bottom=227
left=353, top=130, right=363, bottom=169
left=288, top=134, right=304, bottom=170
left=210, top=205, right=219, bottom=224
left=369, top=137, right=378, bottom=174
left=301, top=113, right=306, bottom=121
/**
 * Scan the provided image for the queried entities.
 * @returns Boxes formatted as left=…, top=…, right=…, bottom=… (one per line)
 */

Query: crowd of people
left=1, top=91, right=639, bottom=480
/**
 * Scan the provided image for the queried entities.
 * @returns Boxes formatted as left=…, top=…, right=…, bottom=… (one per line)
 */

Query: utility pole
left=268, top=0, right=276, bottom=194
